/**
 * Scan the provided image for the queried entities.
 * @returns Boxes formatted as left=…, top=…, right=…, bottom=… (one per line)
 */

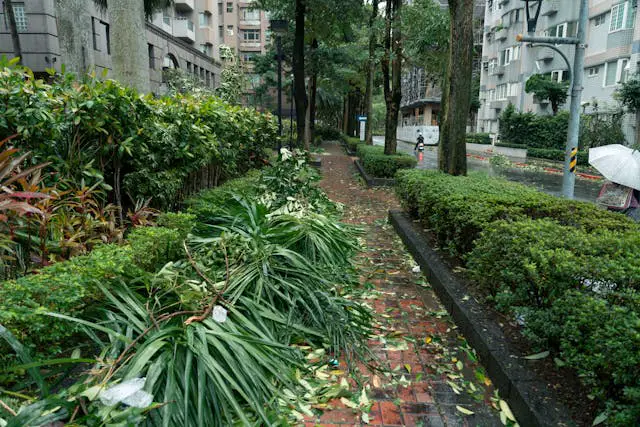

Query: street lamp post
left=517, top=0, right=588, bottom=199
left=269, top=19, right=288, bottom=153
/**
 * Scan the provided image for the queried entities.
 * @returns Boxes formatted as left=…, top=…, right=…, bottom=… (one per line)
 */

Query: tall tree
left=293, top=0, right=307, bottom=147
left=382, top=0, right=402, bottom=155
left=4, top=0, right=22, bottom=61
left=438, top=0, right=473, bottom=175
left=364, top=0, right=379, bottom=145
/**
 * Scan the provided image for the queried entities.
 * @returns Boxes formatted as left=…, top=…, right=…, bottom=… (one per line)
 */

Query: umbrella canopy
left=588, top=144, right=640, bottom=191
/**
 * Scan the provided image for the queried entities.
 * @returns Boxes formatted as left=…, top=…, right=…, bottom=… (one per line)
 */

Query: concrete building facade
left=477, top=0, right=639, bottom=143
left=0, top=0, right=222, bottom=93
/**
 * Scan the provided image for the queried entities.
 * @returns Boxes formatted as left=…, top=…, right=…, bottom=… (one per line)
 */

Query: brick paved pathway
left=306, top=142, right=502, bottom=427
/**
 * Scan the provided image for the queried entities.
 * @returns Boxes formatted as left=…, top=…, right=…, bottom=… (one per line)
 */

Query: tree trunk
left=364, top=0, right=379, bottom=145
left=438, top=0, right=473, bottom=175
left=5, top=0, right=22, bottom=61
left=382, top=0, right=402, bottom=155
left=309, top=69, right=317, bottom=143
left=304, top=38, right=318, bottom=149
left=343, top=96, right=349, bottom=134
left=107, top=0, right=150, bottom=92
left=293, top=0, right=307, bottom=148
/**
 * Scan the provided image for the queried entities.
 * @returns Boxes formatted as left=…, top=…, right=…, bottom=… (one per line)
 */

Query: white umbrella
left=588, top=144, right=640, bottom=191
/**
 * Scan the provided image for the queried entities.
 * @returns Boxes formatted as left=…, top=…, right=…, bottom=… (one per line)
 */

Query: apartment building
left=0, top=0, right=221, bottom=93
left=477, top=0, right=639, bottom=143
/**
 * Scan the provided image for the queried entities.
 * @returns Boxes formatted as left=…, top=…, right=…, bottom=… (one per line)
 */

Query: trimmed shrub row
left=494, top=142, right=527, bottom=149
left=527, top=147, right=589, bottom=166
left=395, top=169, right=640, bottom=424
left=357, top=145, right=417, bottom=178
left=465, top=133, right=492, bottom=145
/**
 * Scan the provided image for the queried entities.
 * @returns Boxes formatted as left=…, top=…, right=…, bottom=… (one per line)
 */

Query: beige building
left=0, top=0, right=222, bottom=93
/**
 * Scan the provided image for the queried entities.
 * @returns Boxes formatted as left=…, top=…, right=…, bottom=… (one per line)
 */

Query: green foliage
left=157, top=212, right=197, bottom=238
left=0, top=59, right=277, bottom=211
left=465, top=133, right=491, bottom=145
left=315, top=124, right=345, bottom=141
left=525, top=73, right=569, bottom=114
left=216, top=45, right=248, bottom=104
left=128, top=227, right=182, bottom=272
left=395, top=169, right=636, bottom=257
left=0, top=245, right=148, bottom=358
left=499, top=103, right=625, bottom=150
left=398, top=169, right=640, bottom=424
left=527, top=148, right=589, bottom=165
left=357, top=145, right=417, bottom=178
left=616, top=71, right=640, bottom=114
left=345, top=136, right=362, bottom=153
left=494, top=142, right=527, bottom=149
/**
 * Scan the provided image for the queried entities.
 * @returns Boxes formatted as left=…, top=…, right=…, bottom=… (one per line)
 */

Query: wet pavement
left=309, top=142, right=504, bottom=427
left=372, top=137, right=602, bottom=203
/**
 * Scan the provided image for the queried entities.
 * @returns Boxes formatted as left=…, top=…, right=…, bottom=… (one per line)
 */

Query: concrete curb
left=354, top=159, right=396, bottom=188
left=389, top=210, right=574, bottom=427
left=340, top=141, right=357, bottom=156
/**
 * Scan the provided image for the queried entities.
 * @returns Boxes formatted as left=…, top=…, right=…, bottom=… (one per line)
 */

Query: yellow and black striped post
left=569, top=147, right=578, bottom=173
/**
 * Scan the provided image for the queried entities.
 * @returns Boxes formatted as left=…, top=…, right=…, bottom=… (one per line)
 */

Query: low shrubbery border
left=395, top=169, right=640, bottom=425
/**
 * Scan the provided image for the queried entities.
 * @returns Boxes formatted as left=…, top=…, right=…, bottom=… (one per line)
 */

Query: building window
left=200, top=44, right=213, bottom=56
left=11, top=2, right=27, bottom=32
left=512, top=45, right=520, bottom=60
left=265, top=30, right=271, bottom=43
left=199, top=12, right=211, bottom=27
left=501, top=48, right=513, bottom=65
left=91, top=17, right=99, bottom=50
left=594, top=13, right=606, bottom=27
left=496, top=84, right=508, bottom=100
left=148, top=44, right=155, bottom=69
left=241, top=52, right=255, bottom=62
left=610, top=2, right=627, bottom=32
left=219, top=25, right=224, bottom=38
left=163, top=11, right=171, bottom=26
left=619, top=58, right=630, bottom=83
left=187, top=62, right=192, bottom=72
left=218, top=3, right=223, bottom=15
left=587, top=66, right=599, bottom=77
left=105, top=22, right=111, bottom=55
left=241, top=8, right=260, bottom=21
left=604, top=60, right=618, bottom=86
left=242, top=29, right=260, bottom=42
left=227, top=25, right=234, bottom=36
left=227, top=2, right=233, bottom=13
left=551, top=70, right=567, bottom=82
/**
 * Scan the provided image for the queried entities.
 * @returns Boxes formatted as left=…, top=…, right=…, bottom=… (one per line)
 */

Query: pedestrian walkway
left=307, top=142, right=502, bottom=427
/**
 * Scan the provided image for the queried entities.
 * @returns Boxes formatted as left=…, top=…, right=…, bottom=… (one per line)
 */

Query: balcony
left=174, top=0, right=194, bottom=12
left=240, top=41, right=262, bottom=51
left=541, top=0, right=558, bottom=16
left=498, top=0, right=509, bottom=5
left=174, top=18, right=195, bottom=43
left=536, top=47, right=555, bottom=61
left=489, top=65, right=505, bottom=76
left=495, top=28, right=508, bottom=41
left=204, top=0, right=215, bottom=13
left=239, top=19, right=261, bottom=28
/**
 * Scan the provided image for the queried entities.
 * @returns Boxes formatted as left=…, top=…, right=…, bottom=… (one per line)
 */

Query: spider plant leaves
left=0, top=324, right=47, bottom=397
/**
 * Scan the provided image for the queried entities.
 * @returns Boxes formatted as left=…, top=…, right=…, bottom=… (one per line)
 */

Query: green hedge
left=357, top=145, right=417, bottom=178
left=396, top=169, right=640, bottom=424
left=395, top=170, right=635, bottom=257
left=0, top=245, right=149, bottom=358
left=466, top=133, right=492, bottom=145
left=469, top=220, right=640, bottom=424
left=527, top=148, right=589, bottom=166
left=345, top=136, right=361, bottom=153
left=315, top=124, right=344, bottom=141
left=495, top=142, right=527, bottom=149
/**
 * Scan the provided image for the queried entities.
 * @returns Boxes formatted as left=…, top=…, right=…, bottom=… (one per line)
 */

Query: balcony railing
left=536, top=47, right=555, bottom=61
left=489, top=65, right=505, bottom=76
left=541, top=0, right=558, bottom=16
left=495, top=28, right=508, bottom=41
left=174, top=0, right=195, bottom=12
left=174, top=18, right=195, bottom=43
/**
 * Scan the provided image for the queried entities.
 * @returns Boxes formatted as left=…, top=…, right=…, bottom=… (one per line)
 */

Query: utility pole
left=517, top=0, right=588, bottom=199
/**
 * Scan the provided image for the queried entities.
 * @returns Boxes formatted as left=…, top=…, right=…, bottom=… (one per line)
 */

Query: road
left=372, top=136, right=602, bottom=202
